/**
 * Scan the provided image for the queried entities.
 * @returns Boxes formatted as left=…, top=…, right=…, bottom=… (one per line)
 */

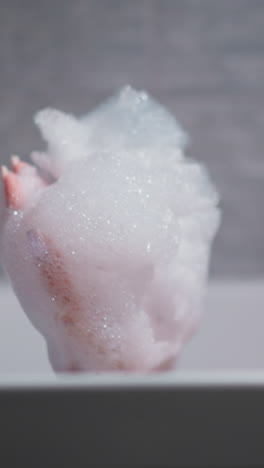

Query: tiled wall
left=0, top=0, right=263, bottom=277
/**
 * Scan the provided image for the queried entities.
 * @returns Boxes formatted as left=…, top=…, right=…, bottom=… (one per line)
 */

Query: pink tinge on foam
left=27, top=229, right=81, bottom=328
left=1, top=156, right=48, bottom=211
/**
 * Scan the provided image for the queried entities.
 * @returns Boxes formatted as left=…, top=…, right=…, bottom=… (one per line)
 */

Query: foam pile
left=1, top=87, right=220, bottom=372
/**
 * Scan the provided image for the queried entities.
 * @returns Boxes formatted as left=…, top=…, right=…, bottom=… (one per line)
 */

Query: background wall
left=0, top=0, right=263, bottom=278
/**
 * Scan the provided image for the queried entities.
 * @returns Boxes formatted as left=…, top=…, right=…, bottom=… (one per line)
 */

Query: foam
left=2, top=87, right=220, bottom=372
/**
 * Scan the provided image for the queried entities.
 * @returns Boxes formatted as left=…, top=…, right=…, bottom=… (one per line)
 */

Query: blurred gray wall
left=0, top=0, right=263, bottom=278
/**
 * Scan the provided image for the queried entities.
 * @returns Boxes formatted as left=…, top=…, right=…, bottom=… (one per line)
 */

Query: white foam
left=2, top=87, right=220, bottom=372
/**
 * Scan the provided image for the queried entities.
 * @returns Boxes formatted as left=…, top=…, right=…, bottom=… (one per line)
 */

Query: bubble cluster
left=3, top=87, right=220, bottom=372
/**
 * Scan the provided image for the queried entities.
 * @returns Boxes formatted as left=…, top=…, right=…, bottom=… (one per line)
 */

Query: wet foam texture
left=1, top=86, right=220, bottom=372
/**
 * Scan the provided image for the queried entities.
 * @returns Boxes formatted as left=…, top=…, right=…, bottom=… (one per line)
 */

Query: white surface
left=0, top=280, right=263, bottom=374
left=179, top=280, right=264, bottom=370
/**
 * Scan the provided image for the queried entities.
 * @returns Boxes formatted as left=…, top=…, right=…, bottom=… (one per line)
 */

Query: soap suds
left=1, top=86, right=220, bottom=372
